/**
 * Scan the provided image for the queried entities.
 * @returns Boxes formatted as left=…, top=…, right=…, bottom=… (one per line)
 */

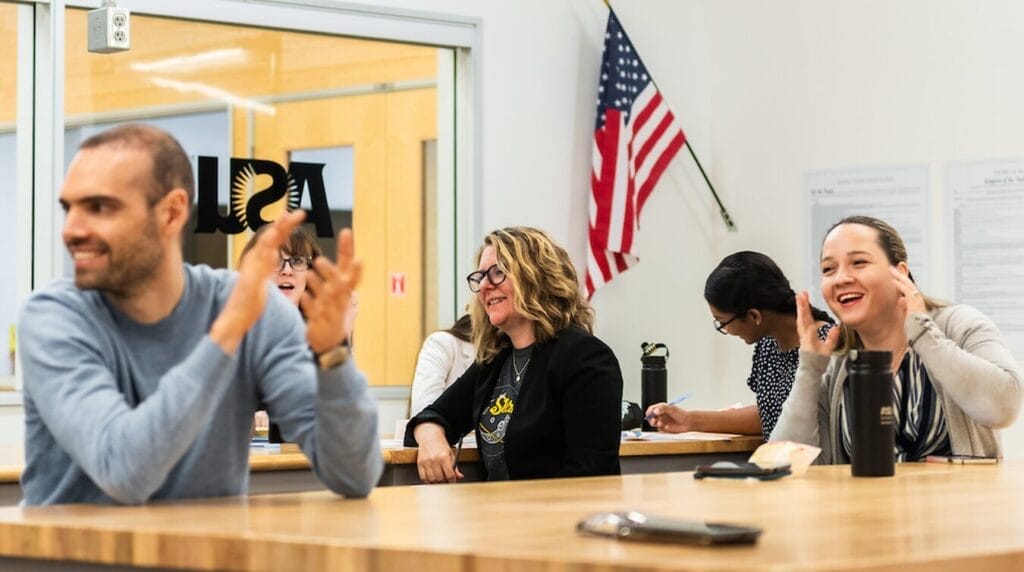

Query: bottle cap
left=641, top=355, right=666, bottom=367
left=848, top=349, right=891, bottom=369
left=640, top=342, right=669, bottom=358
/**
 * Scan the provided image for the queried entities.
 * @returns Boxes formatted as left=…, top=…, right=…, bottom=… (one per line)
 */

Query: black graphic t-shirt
left=478, top=345, right=534, bottom=480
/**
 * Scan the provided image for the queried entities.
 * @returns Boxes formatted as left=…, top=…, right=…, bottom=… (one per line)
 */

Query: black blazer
left=405, top=325, right=623, bottom=480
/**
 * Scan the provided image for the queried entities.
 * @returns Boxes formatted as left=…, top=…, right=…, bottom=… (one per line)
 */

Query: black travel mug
left=640, top=342, right=669, bottom=432
left=847, top=349, right=895, bottom=477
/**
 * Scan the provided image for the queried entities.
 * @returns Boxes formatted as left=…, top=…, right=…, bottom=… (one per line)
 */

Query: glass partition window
left=64, top=9, right=452, bottom=388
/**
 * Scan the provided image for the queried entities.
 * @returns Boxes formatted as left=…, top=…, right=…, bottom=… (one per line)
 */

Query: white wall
left=353, top=0, right=1024, bottom=456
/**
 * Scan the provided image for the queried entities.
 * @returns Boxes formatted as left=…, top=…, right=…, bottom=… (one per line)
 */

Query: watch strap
left=315, top=345, right=350, bottom=370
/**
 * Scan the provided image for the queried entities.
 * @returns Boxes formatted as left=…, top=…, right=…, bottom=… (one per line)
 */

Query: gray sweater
left=772, top=305, right=1023, bottom=462
left=19, top=264, right=383, bottom=505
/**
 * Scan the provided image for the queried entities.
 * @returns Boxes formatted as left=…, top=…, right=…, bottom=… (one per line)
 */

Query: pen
left=452, top=431, right=468, bottom=472
left=644, top=391, right=693, bottom=422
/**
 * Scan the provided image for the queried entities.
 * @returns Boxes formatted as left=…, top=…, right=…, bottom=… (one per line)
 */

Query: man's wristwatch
left=315, top=345, right=350, bottom=370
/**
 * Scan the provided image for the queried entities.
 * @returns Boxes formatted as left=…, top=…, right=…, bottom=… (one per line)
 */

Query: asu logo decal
left=194, top=156, right=335, bottom=237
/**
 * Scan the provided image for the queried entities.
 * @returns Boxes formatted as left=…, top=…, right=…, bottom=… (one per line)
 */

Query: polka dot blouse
left=747, top=324, right=834, bottom=439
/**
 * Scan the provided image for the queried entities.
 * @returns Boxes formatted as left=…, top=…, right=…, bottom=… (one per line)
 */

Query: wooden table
left=251, top=435, right=762, bottom=488
left=0, top=435, right=761, bottom=503
left=0, top=461, right=1020, bottom=570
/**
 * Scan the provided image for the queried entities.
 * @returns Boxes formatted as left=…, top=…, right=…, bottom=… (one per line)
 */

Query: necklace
left=891, top=345, right=910, bottom=373
left=512, top=351, right=531, bottom=383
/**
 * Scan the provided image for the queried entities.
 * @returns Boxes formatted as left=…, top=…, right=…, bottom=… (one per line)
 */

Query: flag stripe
left=637, top=130, right=685, bottom=215
left=606, top=114, right=632, bottom=251
left=630, top=87, right=661, bottom=138
left=619, top=174, right=637, bottom=253
left=588, top=229, right=613, bottom=283
left=590, top=110, right=623, bottom=250
left=635, top=114, right=681, bottom=191
left=634, top=107, right=674, bottom=176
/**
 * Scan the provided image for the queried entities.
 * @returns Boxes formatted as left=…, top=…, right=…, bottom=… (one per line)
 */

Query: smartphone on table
left=925, top=454, right=998, bottom=465
left=693, top=461, right=791, bottom=480
left=577, top=511, right=762, bottom=545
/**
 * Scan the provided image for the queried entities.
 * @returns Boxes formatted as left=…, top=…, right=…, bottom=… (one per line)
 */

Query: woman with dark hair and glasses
left=404, top=227, right=623, bottom=483
left=646, top=251, right=833, bottom=439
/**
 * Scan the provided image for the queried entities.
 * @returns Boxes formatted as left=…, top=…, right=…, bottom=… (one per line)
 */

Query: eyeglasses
left=278, top=255, right=312, bottom=272
left=466, top=264, right=507, bottom=293
left=713, top=314, right=740, bottom=334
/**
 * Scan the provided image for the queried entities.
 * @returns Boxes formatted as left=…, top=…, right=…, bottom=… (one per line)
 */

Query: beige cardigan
left=772, top=305, right=1024, bottom=462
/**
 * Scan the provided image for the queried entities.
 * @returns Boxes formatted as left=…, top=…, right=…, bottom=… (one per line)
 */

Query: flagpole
left=603, top=1, right=737, bottom=232
left=683, top=142, right=736, bottom=231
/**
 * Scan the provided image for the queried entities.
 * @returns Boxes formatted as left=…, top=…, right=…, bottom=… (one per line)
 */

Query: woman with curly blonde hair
left=405, top=227, right=623, bottom=483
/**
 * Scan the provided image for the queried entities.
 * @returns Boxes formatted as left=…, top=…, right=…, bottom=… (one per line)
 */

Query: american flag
left=585, top=11, right=686, bottom=298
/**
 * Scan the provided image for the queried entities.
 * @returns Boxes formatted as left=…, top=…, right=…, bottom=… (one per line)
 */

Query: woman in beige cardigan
left=773, top=216, right=1023, bottom=462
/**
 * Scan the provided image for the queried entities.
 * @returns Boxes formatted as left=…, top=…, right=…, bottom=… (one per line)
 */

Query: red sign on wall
left=390, top=273, right=406, bottom=297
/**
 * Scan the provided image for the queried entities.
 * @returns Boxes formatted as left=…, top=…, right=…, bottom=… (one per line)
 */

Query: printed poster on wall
left=947, top=159, right=1024, bottom=361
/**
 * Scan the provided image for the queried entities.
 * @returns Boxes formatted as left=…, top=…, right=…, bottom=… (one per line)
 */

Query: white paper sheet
left=947, top=159, right=1024, bottom=360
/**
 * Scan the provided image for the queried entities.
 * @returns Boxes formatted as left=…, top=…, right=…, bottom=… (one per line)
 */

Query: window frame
left=13, top=0, right=481, bottom=396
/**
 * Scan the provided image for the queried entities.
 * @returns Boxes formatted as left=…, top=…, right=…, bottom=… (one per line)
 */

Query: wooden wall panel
left=385, top=89, right=437, bottom=387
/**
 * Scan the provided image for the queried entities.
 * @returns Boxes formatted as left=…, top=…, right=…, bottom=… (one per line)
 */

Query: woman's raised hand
left=211, top=210, right=305, bottom=354
left=301, top=228, right=361, bottom=354
left=890, top=267, right=927, bottom=319
left=796, top=290, right=839, bottom=357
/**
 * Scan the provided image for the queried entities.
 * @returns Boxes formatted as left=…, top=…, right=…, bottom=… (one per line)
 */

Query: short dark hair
left=79, top=123, right=194, bottom=206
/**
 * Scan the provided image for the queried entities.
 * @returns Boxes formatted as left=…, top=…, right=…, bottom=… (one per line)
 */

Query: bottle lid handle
left=641, top=342, right=669, bottom=359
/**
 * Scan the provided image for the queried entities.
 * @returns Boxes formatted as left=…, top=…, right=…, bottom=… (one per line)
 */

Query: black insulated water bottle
left=640, top=342, right=668, bottom=432
left=847, top=349, right=895, bottom=477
